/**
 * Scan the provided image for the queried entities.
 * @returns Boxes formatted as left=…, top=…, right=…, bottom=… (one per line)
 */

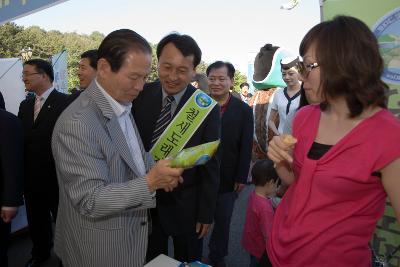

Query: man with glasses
left=18, top=59, right=69, bottom=267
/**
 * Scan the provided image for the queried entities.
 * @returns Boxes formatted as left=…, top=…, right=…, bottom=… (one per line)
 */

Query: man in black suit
left=70, top=49, right=98, bottom=97
left=206, top=61, right=254, bottom=267
left=0, top=91, right=5, bottom=110
left=18, top=59, right=69, bottom=267
left=0, top=109, right=24, bottom=267
left=132, top=33, right=221, bottom=263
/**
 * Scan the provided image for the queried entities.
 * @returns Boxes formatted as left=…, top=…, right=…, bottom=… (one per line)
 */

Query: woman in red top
left=267, top=16, right=400, bottom=267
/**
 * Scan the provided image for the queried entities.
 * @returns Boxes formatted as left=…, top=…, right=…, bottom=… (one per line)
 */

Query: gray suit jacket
left=52, top=81, right=156, bottom=267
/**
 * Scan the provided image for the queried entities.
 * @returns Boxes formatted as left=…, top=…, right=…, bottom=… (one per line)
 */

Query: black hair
left=80, top=49, right=98, bottom=70
left=206, top=61, right=235, bottom=79
left=240, top=82, right=250, bottom=89
left=251, top=159, right=279, bottom=187
left=299, top=15, right=387, bottom=117
left=98, top=29, right=151, bottom=72
left=24, top=59, right=54, bottom=82
left=157, top=33, right=202, bottom=68
left=191, top=73, right=209, bottom=91
left=298, top=83, right=309, bottom=110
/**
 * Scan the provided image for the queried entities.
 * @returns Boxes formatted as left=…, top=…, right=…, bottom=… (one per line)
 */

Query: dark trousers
left=0, top=220, right=11, bottom=267
left=146, top=209, right=202, bottom=263
left=259, top=250, right=273, bottom=267
left=208, top=192, right=237, bottom=263
left=24, top=188, right=58, bottom=260
left=249, top=254, right=259, bottom=267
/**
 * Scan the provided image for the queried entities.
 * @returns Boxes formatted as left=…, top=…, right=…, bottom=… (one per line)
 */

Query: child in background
left=241, top=159, right=279, bottom=267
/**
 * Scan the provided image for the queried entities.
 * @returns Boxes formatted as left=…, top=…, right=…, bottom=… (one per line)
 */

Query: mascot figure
left=249, top=43, right=292, bottom=160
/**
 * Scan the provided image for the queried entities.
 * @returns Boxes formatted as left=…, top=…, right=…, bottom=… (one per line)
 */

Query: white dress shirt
left=35, top=86, right=54, bottom=111
left=96, top=80, right=146, bottom=177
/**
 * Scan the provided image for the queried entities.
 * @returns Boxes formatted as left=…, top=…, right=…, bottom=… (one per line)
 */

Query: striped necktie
left=151, top=95, right=175, bottom=148
left=34, top=96, right=43, bottom=121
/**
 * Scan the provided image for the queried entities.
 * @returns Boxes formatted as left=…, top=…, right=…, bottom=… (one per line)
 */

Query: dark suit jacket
left=219, top=95, right=253, bottom=193
left=132, top=81, right=221, bottom=235
left=0, top=109, right=24, bottom=208
left=231, top=91, right=241, bottom=100
left=18, top=89, right=70, bottom=192
left=69, top=88, right=83, bottom=102
left=0, top=91, right=5, bottom=110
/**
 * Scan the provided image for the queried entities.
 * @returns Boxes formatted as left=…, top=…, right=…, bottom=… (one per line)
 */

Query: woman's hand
left=268, top=135, right=298, bottom=185
left=267, top=135, right=297, bottom=164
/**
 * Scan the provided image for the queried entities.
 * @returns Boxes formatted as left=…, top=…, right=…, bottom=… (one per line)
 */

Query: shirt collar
left=161, top=86, right=187, bottom=105
left=37, top=86, right=54, bottom=101
left=96, top=79, right=132, bottom=117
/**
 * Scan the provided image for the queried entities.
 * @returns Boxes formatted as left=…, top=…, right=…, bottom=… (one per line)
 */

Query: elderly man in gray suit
left=52, top=29, right=184, bottom=267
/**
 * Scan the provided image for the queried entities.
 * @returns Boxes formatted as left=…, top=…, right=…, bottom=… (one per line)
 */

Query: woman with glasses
left=267, top=16, right=400, bottom=266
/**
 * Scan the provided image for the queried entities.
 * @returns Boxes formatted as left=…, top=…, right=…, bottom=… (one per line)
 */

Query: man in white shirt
left=51, top=29, right=183, bottom=267
left=239, top=82, right=252, bottom=104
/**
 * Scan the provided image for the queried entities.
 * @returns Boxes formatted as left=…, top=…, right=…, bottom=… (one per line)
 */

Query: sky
left=13, top=0, right=321, bottom=74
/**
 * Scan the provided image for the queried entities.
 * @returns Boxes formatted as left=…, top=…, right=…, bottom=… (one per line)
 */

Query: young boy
left=241, top=159, right=279, bottom=267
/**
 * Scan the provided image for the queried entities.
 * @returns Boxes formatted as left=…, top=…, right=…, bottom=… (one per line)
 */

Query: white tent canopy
left=0, top=0, right=68, bottom=25
left=0, top=58, right=25, bottom=115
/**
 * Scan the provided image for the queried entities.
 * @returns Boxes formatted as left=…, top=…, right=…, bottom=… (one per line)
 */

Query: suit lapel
left=130, top=115, right=151, bottom=170
left=26, top=98, right=35, bottom=128
left=174, top=85, right=195, bottom=118
left=88, top=83, right=140, bottom=176
left=105, top=118, right=141, bottom=176
left=34, top=90, right=57, bottom=126
left=149, top=82, right=163, bottom=126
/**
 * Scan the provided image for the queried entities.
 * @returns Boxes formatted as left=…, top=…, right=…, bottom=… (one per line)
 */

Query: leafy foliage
left=0, top=22, right=102, bottom=91
left=0, top=22, right=247, bottom=92
left=233, top=71, right=247, bottom=93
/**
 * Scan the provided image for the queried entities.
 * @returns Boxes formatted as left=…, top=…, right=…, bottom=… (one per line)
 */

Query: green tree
left=89, top=31, right=105, bottom=43
left=0, top=23, right=247, bottom=92
left=0, top=23, right=102, bottom=91
left=233, top=70, right=247, bottom=93
left=196, top=61, right=208, bottom=74
left=0, top=22, right=24, bottom=57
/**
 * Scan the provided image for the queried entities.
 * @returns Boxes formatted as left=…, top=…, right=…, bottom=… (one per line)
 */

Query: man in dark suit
left=0, top=109, right=24, bottom=267
left=206, top=61, right=254, bottom=267
left=0, top=91, right=5, bottom=110
left=70, top=49, right=98, bottom=97
left=18, top=59, right=70, bottom=267
left=132, top=33, right=221, bottom=263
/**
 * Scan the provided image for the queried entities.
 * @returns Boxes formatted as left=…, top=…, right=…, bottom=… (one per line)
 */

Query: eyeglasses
left=21, top=72, right=40, bottom=79
left=297, top=61, right=319, bottom=78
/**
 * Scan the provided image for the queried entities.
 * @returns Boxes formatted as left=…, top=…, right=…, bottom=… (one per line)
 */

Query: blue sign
left=0, top=0, right=68, bottom=25
left=373, top=7, right=400, bottom=85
